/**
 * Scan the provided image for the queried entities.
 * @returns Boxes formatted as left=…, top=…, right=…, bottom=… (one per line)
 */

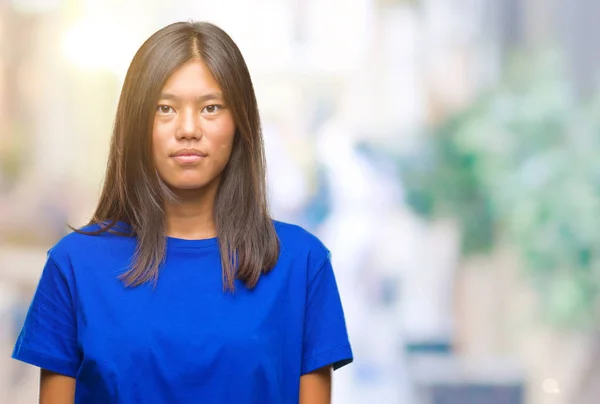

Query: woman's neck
left=164, top=188, right=217, bottom=240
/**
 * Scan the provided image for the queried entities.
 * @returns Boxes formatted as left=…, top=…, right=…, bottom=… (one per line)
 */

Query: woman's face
left=152, top=59, right=236, bottom=193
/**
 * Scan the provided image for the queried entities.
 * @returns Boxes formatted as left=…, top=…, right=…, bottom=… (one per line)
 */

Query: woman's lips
left=170, top=149, right=207, bottom=165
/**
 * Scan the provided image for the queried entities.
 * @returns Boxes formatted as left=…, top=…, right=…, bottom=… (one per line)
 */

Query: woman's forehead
left=160, top=60, right=223, bottom=99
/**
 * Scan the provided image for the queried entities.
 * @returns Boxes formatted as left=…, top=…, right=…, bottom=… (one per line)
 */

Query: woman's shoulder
left=49, top=222, right=134, bottom=262
left=272, top=220, right=330, bottom=263
left=272, top=220, right=325, bottom=246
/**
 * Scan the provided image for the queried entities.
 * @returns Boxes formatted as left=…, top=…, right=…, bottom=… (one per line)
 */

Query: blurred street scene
left=2, top=0, right=600, bottom=403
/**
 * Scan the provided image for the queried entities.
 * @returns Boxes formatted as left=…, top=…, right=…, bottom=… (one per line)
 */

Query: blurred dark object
left=426, top=384, right=523, bottom=404
left=411, top=355, right=524, bottom=404
left=405, top=340, right=453, bottom=355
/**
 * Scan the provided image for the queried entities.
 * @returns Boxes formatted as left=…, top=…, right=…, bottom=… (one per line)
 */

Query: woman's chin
left=160, top=173, right=221, bottom=194
left=165, top=179, right=216, bottom=193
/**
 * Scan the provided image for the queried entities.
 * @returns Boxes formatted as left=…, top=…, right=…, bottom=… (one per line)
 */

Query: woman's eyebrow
left=158, top=92, right=224, bottom=102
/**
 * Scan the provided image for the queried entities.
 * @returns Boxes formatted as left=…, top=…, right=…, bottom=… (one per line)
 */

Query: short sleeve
left=301, top=254, right=353, bottom=375
left=12, top=253, right=81, bottom=377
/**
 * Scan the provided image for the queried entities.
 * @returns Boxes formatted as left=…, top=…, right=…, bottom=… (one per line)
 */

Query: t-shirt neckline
left=166, top=236, right=218, bottom=249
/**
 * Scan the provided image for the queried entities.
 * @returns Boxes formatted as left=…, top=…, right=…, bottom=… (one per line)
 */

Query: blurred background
left=2, top=0, right=600, bottom=403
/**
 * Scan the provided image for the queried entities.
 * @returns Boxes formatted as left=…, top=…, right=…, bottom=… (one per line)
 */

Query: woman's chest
left=76, top=263, right=303, bottom=381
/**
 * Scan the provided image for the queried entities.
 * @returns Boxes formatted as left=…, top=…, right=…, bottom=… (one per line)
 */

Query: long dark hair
left=76, top=21, right=279, bottom=290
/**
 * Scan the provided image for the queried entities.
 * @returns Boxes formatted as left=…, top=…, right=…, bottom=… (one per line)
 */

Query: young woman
left=12, top=21, right=352, bottom=403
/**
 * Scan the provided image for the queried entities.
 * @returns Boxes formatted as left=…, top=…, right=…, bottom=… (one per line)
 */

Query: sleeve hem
left=301, top=344, right=354, bottom=375
left=12, top=345, right=79, bottom=378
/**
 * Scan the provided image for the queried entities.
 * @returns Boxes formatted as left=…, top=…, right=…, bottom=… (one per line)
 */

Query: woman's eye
left=157, top=105, right=173, bottom=114
left=203, top=105, right=221, bottom=114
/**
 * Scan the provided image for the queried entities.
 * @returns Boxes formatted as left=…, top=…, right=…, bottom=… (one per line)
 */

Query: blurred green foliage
left=401, top=51, right=600, bottom=329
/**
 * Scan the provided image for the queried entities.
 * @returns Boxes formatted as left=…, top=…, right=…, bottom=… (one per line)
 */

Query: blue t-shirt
left=12, top=221, right=353, bottom=403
